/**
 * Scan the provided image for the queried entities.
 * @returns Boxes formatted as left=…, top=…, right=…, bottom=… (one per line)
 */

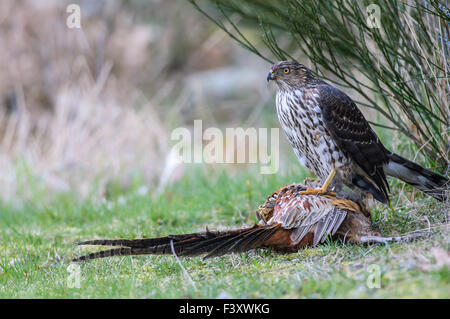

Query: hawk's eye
left=283, top=68, right=290, bottom=74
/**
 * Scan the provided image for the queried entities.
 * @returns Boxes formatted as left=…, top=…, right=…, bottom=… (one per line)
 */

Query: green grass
left=0, top=167, right=448, bottom=298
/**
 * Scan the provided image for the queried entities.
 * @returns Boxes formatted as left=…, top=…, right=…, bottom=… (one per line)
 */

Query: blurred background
left=0, top=0, right=290, bottom=203
left=1, top=0, right=448, bottom=204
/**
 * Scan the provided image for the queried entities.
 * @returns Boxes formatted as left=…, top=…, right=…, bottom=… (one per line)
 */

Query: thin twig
left=170, top=240, right=196, bottom=288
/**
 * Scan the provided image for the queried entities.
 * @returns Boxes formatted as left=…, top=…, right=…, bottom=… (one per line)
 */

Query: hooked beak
left=267, top=71, right=275, bottom=82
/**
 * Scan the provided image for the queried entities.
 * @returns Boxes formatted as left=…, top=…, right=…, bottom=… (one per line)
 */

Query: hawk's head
left=267, top=61, right=316, bottom=90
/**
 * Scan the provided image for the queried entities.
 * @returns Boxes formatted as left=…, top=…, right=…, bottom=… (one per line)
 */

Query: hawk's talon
left=298, top=169, right=338, bottom=197
left=297, top=186, right=332, bottom=197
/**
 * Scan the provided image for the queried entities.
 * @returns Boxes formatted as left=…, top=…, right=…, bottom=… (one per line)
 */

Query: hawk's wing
left=317, top=84, right=390, bottom=203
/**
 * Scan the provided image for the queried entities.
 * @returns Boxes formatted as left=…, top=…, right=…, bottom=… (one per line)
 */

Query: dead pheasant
left=73, top=184, right=424, bottom=262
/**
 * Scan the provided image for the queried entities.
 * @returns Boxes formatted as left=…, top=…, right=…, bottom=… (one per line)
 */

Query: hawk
left=267, top=61, right=448, bottom=204
left=73, top=184, right=423, bottom=262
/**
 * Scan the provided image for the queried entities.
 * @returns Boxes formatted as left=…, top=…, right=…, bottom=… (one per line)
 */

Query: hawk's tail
left=72, top=225, right=281, bottom=262
left=384, top=153, right=449, bottom=201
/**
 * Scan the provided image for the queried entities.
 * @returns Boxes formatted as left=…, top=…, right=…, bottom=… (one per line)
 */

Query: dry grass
left=0, top=0, right=272, bottom=202
left=0, top=1, right=171, bottom=201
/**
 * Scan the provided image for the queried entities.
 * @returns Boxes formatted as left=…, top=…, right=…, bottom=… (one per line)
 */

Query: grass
left=0, top=166, right=448, bottom=298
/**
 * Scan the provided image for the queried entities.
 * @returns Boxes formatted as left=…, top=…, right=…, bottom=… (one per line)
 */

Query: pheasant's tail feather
left=203, top=225, right=281, bottom=258
left=72, top=247, right=142, bottom=262
left=72, top=225, right=282, bottom=262
left=75, top=231, right=223, bottom=249
left=385, top=153, right=449, bottom=202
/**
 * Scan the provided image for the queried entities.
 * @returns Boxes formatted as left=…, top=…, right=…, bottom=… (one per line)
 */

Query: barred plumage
left=275, top=88, right=349, bottom=181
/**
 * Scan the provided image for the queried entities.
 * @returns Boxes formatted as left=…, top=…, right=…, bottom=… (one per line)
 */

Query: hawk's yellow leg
left=298, top=169, right=337, bottom=196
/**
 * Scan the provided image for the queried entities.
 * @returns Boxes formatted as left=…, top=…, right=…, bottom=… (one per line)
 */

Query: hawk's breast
left=275, top=89, right=349, bottom=179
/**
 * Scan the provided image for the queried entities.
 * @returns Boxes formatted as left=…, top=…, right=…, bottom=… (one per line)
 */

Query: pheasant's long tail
left=72, top=225, right=282, bottom=262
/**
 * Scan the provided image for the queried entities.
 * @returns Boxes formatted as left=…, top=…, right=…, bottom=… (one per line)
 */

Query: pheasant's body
left=73, top=184, right=422, bottom=262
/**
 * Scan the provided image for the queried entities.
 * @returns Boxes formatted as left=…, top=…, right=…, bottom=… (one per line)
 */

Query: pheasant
left=73, top=184, right=424, bottom=262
